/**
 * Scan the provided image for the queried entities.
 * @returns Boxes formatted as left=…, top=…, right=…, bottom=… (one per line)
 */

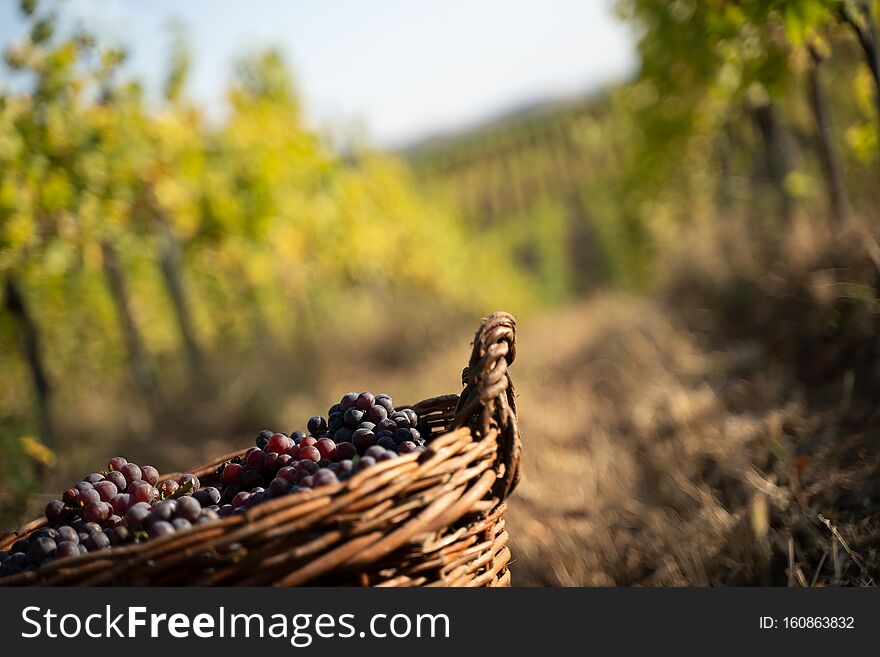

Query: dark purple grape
left=393, top=428, right=412, bottom=445
left=398, top=440, right=418, bottom=454
left=124, top=502, right=151, bottom=529
left=32, top=527, right=57, bottom=541
left=354, top=456, right=376, bottom=472
left=56, top=526, right=78, bottom=544
left=28, top=537, right=56, bottom=564
left=377, top=418, right=397, bottom=433
left=336, top=459, right=354, bottom=474
left=374, top=394, right=394, bottom=413
left=327, top=412, right=344, bottom=433
left=107, top=456, right=127, bottom=472
left=255, top=429, right=274, bottom=450
left=356, top=392, right=375, bottom=411
left=344, top=407, right=364, bottom=427
left=176, top=496, right=201, bottom=523
left=45, top=499, right=66, bottom=524
left=402, top=409, right=419, bottom=426
left=83, top=532, right=110, bottom=551
left=377, top=435, right=397, bottom=451
left=365, top=445, right=387, bottom=460
left=107, top=526, right=129, bottom=546
left=353, top=428, right=376, bottom=453
left=62, top=488, right=81, bottom=507
left=83, top=502, right=112, bottom=524
left=366, top=404, right=388, bottom=424
left=313, top=469, right=339, bottom=487
left=148, top=521, right=175, bottom=538
left=82, top=521, right=102, bottom=534
left=296, top=460, right=319, bottom=475
left=141, top=466, right=160, bottom=486
left=318, top=458, right=333, bottom=468
left=200, top=509, right=220, bottom=522
left=94, top=480, right=118, bottom=502
left=106, top=514, right=123, bottom=528
left=334, top=427, right=353, bottom=444
left=79, top=488, right=101, bottom=507
left=218, top=504, right=234, bottom=518
left=290, top=430, right=307, bottom=444
left=269, top=477, right=290, bottom=497
left=339, top=392, right=359, bottom=411
left=391, top=413, right=411, bottom=429
left=104, top=470, right=127, bottom=491
left=74, top=481, right=94, bottom=494
left=335, top=441, right=357, bottom=461
left=171, top=518, right=192, bottom=532
left=55, top=541, right=79, bottom=560
left=263, top=451, right=281, bottom=473
left=150, top=499, right=177, bottom=523
left=194, top=487, right=221, bottom=507
left=307, top=416, right=328, bottom=436
left=378, top=451, right=397, bottom=461
left=110, top=493, right=133, bottom=516
left=84, top=472, right=104, bottom=484
left=120, top=463, right=142, bottom=485
left=232, top=491, right=251, bottom=509
left=277, top=454, right=293, bottom=468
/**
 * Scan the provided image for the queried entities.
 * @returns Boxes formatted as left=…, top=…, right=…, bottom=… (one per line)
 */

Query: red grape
left=222, top=463, right=244, bottom=486
left=141, top=466, right=160, bottom=486
left=157, top=479, right=179, bottom=498
left=94, top=480, right=118, bottom=502
left=267, top=433, right=292, bottom=453
left=316, top=438, right=337, bottom=460
left=246, top=449, right=265, bottom=470
left=299, top=445, right=321, bottom=462
left=107, top=456, right=127, bottom=472
left=120, top=463, right=142, bottom=484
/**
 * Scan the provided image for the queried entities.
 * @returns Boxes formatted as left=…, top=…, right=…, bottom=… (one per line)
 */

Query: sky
left=0, top=0, right=638, bottom=149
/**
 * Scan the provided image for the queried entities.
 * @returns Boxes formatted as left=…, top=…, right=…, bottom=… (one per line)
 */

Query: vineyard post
left=3, top=276, right=54, bottom=447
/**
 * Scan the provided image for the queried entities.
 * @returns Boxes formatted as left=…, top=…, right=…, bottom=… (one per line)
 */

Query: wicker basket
left=0, top=312, right=521, bottom=586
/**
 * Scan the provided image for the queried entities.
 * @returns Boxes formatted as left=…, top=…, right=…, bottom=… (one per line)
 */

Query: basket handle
left=453, top=311, right=521, bottom=499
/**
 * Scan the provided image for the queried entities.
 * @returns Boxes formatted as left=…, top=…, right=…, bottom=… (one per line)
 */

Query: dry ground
left=8, top=287, right=880, bottom=586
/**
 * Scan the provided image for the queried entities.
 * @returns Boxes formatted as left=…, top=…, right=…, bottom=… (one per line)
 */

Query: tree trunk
left=841, top=1, right=880, bottom=140
left=4, top=276, right=53, bottom=446
left=149, top=205, right=203, bottom=374
left=808, top=45, right=851, bottom=224
left=100, top=240, right=158, bottom=402
left=752, top=100, right=793, bottom=223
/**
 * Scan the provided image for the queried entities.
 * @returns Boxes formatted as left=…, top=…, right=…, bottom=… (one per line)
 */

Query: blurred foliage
left=0, top=0, right=536, bottom=518
left=409, top=0, right=880, bottom=289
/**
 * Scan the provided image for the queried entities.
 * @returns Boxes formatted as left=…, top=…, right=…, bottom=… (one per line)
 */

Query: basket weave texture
left=0, top=311, right=521, bottom=586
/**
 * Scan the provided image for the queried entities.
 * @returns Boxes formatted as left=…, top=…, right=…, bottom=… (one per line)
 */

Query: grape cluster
left=214, top=392, right=427, bottom=516
left=0, top=458, right=219, bottom=578
left=0, top=391, right=427, bottom=578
